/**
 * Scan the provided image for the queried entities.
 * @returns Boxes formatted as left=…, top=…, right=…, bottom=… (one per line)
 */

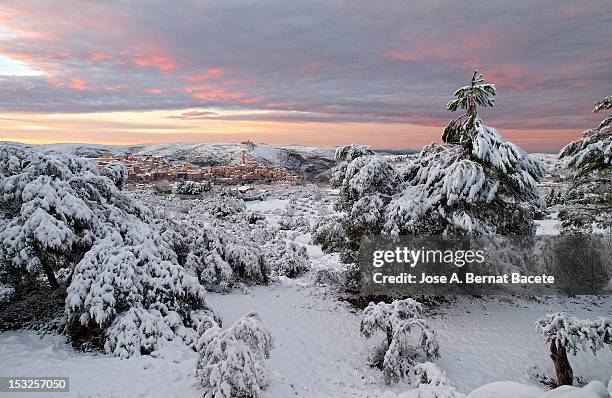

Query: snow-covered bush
left=100, top=161, right=128, bottom=189
left=558, top=96, right=611, bottom=234
left=330, top=144, right=376, bottom=188
left=385, top=71, right=544, bottom=235
left=175, top=180, right=211, bottom=195
left=278, top=200, right=309, bottom=232
left=0, top=145, right=212, bottom=356
left=196, top=312, right=274, bottom=398
left=182, top=221, right=269, bottom=291
left=265, top=239, right=309, bottom=278
left=331, top=150, right=403, bottom=262
left=400, top=362, right=465, bottom=398
left=212, top=196, right=246, bottom=218
left=152, top=198, right=275, bottom=292
left=410, top=362, right=453, bottom=388
left=311, top=253, right=350, bottom=286
left=536, top=312, right=612, bottom=386
left=311, top=216, right=347, bottom=253
left=361, top=298, right=440, bottom=384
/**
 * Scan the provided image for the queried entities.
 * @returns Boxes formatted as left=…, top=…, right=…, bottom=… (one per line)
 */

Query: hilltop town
left=96, top=150, right=301, bottom=185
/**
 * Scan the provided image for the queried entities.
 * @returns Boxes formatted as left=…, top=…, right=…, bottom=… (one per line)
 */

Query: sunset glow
left=1, top=1, right=610, bottom=151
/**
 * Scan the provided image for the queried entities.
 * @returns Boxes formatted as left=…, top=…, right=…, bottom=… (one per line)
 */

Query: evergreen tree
left=0, top=145, right=212, bottom=356
left=384, top=70, right=545, bottom=235
left=536, top=312, right=612, bottom=386
left=558, top=96, right=611, bottom=234
left=330, top=146, right=402, bottom=262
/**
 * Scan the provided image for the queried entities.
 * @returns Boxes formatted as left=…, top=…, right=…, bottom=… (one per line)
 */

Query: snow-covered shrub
left=399, top=362, right=465, bottom=398
left=410, top=362, right=452, bottom=388
left=175, top=180, right=211, bottom=195
left=278, top=200, right=309, bottom=232
left=311, top=216, right=347, bottom=253
left=385, top=71, right=544, bottom=236
left=330, top=144, right=376, bottom=188
left=100, top=161, right=128, bottom=189
left=558, top=96, right=611, bottom=234
left=154, top=198, right=274, bottom=292
left=0, top=145, right=212, bottom=356
left=401, top=362, right=465, bottom=398
left=361, top=298, right=440, bottom=384
left=212, top=196, right=246, bottom=218
left=536, top=312, right=612, bottom=386
left=246, top=211, right=266, bottom=224
left=336, top=155, right=402, bottom=214
left=196, top=312, right=274, bottom=398
left=311, top=253, right=350, bottom=286
left=183, top=221, right=269, bottom=291
left=332, top=151, right=403, bottom=263
left=265, top=239, right=309, bottom=278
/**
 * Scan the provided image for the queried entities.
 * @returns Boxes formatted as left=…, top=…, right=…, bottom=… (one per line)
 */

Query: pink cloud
left=184, top=85, right=258, bottom=105
left=185, top=68, right=223, bottom=82
left=130, top=53, right=176, bottom=72
left=69, top=78, right=87, bottom=91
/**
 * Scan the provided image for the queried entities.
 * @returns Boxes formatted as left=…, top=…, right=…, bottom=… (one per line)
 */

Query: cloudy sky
left=0, top=0, right=610, bottom=151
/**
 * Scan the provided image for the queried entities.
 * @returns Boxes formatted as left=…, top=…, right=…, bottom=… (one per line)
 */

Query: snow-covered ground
left=1, top=145, right=610, bottom=398
left=1, top=284, right=611, bottom=397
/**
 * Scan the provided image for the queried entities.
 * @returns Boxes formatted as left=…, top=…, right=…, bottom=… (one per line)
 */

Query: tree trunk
left=550, top=341, right=573, bottom=386
left=41, top=261, right=59, bottom=289
left=35, top=242, right=59, bottom=289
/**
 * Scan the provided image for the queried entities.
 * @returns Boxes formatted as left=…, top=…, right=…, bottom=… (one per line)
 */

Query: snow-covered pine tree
left=384, top=70, right=545, bottom=235
left=196, top=312, right=274, bottom=398
left=558, top=96, right=611, bottom=234
left=536, top=312, right=612, bottom=386
left=330, top=145, right=402, bottom=262
left=360, top=298, right=440, bottom=384
left=0, top=145, right=212, bottom=356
